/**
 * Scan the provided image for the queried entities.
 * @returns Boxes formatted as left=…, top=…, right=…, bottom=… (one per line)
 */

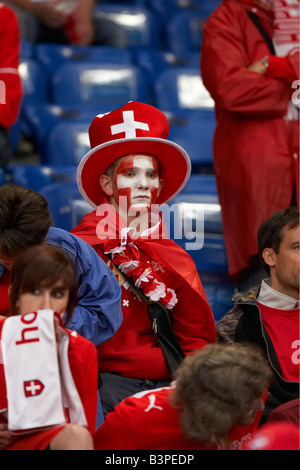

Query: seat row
left=20, top=1, right=221, bottom=53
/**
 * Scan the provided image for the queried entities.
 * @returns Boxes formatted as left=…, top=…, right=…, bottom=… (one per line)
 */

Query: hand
left=248, top=57, right=268, bottom=75
left=0, top=421, right=16, bottom=449
left=31, top=0, right=69, bottom=28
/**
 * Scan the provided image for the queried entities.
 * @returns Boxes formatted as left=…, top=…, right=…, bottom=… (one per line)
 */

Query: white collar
left=257, top=279, right=299, bottom=310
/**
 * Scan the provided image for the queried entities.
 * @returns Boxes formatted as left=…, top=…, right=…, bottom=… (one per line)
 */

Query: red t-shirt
left=257, top=302, right=300, bottom=382
left=94, top=386, right=265, bottom=450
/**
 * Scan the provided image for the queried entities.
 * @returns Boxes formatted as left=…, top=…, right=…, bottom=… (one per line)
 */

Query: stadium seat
left=43, top=121, right=90, bottom=166
left=40, top=183, right=93, bottom=232
left=93, top=3, right=161, bottom=49
left=34, top=43, right=133, bottom=79
left=135, top=49, right=200, bottom=82
left=20, top=39, right=33, bottom=60
left=19, top=59, right=49, bottom=107
left=154, top=68, right=215, bottom=112
left=22, top=103, right=112, bottom=160
left=165, top=110, right=215, bottom=172
left=151, top=0, right=221, bottom=19
left=16, top=59, right=50, bottom=142
left=51, top=62, right=150, bottom=106
left=166, top=10, right=207, bottom=52
left=9, top=164, right=77, bottom=192
left=0, top=168, right=5, bottom=186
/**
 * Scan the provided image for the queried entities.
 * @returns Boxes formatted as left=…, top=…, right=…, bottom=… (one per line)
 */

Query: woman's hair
left=0, top=185, right=53, bottom=258
left=9, top=244, right=78, bottom=325
left=170, top=343, right=272, bottom=449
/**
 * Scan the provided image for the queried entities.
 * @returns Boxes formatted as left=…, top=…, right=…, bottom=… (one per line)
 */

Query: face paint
left=113, top=155, right=160, bottom=213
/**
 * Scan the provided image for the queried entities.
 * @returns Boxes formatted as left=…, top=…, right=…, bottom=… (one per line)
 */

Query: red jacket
left=72, top=209, right=216, bottom=380
left=200, top=0, right=299, bottom=279
left=0, top=4, right=22, bottom=129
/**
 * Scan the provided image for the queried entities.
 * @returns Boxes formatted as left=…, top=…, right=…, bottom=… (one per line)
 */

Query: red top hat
left=77, top=101, right=191, bottom=208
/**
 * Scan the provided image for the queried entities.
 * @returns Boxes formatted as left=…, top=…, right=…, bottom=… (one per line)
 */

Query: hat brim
left=77, top=137, right=191, bottom=208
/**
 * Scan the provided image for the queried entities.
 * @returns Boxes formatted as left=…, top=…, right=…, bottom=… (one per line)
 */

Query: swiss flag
left=24, top=379, right=45, bottom=397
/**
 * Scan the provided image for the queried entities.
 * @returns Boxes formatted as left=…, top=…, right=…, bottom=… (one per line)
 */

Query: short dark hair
left=257, top=206, right=299, bottom=274
left=9, top=244, right=77, bottom=326
left=0, top=184, right=53, bottom=257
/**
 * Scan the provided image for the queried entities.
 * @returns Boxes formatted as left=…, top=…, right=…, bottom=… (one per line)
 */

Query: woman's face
left=17, top=281, right=69, bottom=315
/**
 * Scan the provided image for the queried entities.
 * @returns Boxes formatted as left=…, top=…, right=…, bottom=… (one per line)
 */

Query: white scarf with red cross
left=1, top=310, right=87, bottom=434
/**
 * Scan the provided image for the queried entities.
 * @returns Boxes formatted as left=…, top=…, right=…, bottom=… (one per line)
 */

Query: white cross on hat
left=111, top=110, right=149, bottom=138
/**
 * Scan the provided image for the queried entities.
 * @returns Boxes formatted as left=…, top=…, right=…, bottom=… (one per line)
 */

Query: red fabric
left=0, top=269, right=10, bottom=316
left=266, top=55, right=297, bottom=82
left=72, top=207, right=216, bottom=379
left=0, top=318, right=98, bottom=450
left=245, top=421, right=300, bottom=450
left=200, top=0, right=299, bottom=279
left=94, top=386, right=265, bottom=450
left=0, top=4, right=22, bottom=129
left=257, top=302, right=300, bottom=382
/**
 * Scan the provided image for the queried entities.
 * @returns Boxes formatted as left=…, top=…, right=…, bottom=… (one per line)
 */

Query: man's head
left=258, top=206, right=299, bottom=298
left=77, top=102, right=191, bottom=210
left=170, top=343, right=272, bottom=449
left=0, top=184, right=53, bottom=269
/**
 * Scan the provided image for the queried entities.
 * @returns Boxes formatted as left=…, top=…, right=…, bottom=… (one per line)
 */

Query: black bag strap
left=106, top=253, right=185, bottom=371
left=247, top=10, right=276, bottom=55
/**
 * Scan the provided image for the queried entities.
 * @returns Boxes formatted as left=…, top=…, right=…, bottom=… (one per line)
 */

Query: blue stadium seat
left=44, top=121, right=90, bottom=166
left=9, top=164, right=77, bottom=192
left=0, top=168, right=5, bottom=186
left=93, top=3, right=161, bottom=49
left=20, top=39, right=33, bottom=60
left=135, top=49, right=200, bottom=82
left=22, top=103, right=112, bottom=160
left=40, top=183, right=93, bottom=231
left=166, top=10, right=207, bottom=52
left=154, top=68, right=214, bottom=112
left=51, top=62, right=150, bottom=106
left=34, top=43, right=133, bottom=79
left=165, top=110, right=215, bottom=172
left=19, top=59, right=49, bottom=107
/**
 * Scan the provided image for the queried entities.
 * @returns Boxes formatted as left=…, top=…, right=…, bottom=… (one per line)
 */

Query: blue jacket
left=46, top=227, right=123, bottom=346
left=0, top=226, right=122, bottom=346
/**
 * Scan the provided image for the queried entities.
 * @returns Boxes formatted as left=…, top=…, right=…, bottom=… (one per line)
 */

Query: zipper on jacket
left=152, top=318, right=158, bottom=334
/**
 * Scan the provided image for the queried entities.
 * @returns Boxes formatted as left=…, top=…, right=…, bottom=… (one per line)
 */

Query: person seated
left=93, top=343, right=272, bottom=450
left=216, top=207, right=299, bottom=421
left=72, top=101, right=216, bottom=415
left=0, top=244, right=98, bottom=450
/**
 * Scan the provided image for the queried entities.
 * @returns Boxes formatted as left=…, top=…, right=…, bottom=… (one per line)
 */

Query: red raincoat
left=0, top=4, right=22, bottom=129
left=200, top=0, right=299, bottom=280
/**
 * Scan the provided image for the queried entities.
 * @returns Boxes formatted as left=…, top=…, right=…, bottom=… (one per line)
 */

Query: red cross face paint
left=113, top=155, right=160, bottom=213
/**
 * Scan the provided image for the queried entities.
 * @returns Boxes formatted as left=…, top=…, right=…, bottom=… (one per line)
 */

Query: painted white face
left=113, top=154, right=160, bottom=212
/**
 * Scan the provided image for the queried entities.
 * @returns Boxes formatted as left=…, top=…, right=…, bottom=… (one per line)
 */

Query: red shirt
left=258, top=302, right=300, bottom=382
left=94, top=386, right=265, bottom=450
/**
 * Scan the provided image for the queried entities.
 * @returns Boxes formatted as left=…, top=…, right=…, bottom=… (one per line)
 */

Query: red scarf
left=72, top=203, right=211, bottom=311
